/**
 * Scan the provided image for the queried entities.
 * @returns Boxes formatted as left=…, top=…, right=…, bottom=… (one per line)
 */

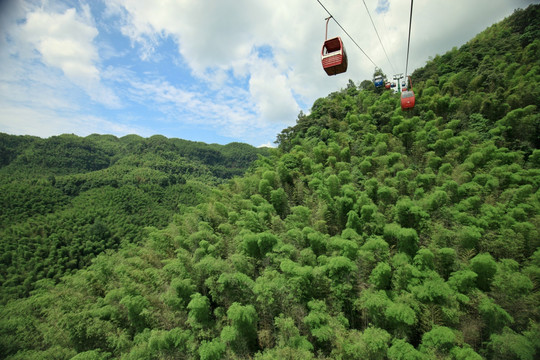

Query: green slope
left=0, top=5, right=539, bottom=360
left=0, top=133, right=267, bottom=303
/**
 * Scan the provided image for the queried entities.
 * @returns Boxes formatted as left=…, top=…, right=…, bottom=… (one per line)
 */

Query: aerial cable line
left=316, top=0, right=378, bottom=68
left=361, top=0, right=395, bottom=74
left=404, top=0, right=414, bottom=81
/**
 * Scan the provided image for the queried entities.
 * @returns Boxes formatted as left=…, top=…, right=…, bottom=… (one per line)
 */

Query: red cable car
left=401, top=90, right=415, bottom=110
left=401, top=76, right=415, bottom=110
left=385, top=82, right=391, bottom=89
left=321, top=17, right=348, bottom=76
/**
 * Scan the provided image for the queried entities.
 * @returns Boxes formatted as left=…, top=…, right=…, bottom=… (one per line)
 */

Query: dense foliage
left=0, top=133, right=267, bottom=303
left=1, top=5, right=539, bottom=359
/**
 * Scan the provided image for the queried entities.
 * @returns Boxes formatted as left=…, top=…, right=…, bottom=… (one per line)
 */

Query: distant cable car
left=401, top=76, right=415, bottom=110
left=390, top=82, right=396, bottom=88
left=373, top=68, right=385, bottom=87
left=321, top=17, right=348, bottom=76
left=385, top=82, right=391, bottom=89
left=373, top=75, right=384, bottom=88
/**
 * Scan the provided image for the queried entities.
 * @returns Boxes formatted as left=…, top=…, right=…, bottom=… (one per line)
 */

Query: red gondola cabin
left=321, top=37, right=348, bottom=76
left=401, top=90, right=415, bottom=110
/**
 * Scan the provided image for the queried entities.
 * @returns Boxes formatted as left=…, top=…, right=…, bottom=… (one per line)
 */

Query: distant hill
left=0, top=133, right=268, bottom=179
left=0, top=133, right=268, bottom=303
left=0, top=5, right=538, bottom=360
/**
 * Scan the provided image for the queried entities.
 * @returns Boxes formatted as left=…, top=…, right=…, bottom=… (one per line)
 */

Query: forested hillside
left=1, top=5, right=539, bottom=360
left=0, top=133, right=267, bottom=303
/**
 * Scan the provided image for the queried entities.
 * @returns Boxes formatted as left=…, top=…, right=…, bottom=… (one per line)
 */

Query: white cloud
left=0, top=1, right=128, bottom=139
left=362, top=0, right=538, bottom=77
left=108, top=0, right=270, bottom=73
left=20, top=6, right=120, bottom=107
left=249, top=58, right=300, bottom=123
left=106, top=0, right=307, bottom=139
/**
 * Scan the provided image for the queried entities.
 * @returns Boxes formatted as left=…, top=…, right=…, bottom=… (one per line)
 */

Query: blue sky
left=0, top=0, right=535, bottom=147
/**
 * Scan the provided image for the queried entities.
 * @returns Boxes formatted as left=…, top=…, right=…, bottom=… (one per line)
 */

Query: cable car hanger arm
left=325, top=16, right=332, bottom=40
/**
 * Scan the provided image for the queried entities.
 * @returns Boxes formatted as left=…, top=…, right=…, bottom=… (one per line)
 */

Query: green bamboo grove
left=0, top=5, right=539, bottom=360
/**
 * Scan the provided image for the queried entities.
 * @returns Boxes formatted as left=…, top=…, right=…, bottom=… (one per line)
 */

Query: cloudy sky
left=0, top=0, right=536, bottom=147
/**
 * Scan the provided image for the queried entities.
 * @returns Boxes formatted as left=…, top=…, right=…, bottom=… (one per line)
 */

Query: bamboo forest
left=0, top=5, right=539, bottom=360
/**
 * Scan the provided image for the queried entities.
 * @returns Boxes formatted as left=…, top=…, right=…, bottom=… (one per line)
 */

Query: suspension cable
left=361, top=0, right=395, bottom=74
left=316, top=0, right=378, bottom=68
left=404, top=0, right=414, bottom=82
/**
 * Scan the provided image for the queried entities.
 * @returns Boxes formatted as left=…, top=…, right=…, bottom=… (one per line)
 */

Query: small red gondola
left=321, top=17, right=347, bottom=76
left=385, top=82, right=391, bottom=89
left=401, top=76, right=415, bottom=110
left=401, top=90, right=415, bottom=110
